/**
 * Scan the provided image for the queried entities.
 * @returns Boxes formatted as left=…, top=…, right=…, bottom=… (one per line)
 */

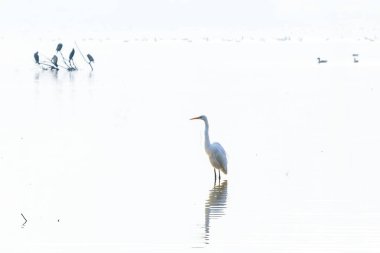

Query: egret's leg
left=218, top=170, right=221, bottom=181
left=214, top=168, right=217, bottom=182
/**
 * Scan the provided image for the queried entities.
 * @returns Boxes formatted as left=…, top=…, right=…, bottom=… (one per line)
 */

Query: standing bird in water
left=191, top=115, right=228, bottom=182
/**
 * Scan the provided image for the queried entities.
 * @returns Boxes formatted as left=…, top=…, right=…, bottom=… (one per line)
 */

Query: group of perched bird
left=34, top=43, right=95, bottom=71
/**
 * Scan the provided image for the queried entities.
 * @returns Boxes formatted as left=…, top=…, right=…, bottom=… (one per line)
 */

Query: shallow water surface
left=1, top=38, right=380, bottom=252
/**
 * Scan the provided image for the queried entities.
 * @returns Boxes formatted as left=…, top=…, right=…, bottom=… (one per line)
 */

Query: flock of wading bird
left=34, top=43, right=95, bottom=71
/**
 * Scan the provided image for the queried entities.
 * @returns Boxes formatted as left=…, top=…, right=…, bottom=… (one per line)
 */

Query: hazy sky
left=0, top=0, right=379, bottom=34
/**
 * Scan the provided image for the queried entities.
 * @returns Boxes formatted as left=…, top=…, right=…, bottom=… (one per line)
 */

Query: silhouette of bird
left=51, top=55, right=58, bottom=67
left=69, top=48, right=75, bottom=61
left=317, top=57, right=328, bottom=63
left=87, top=54, right=94, bottom=63
left=34, top=52, right=39, bottom=64
left=87, top=54, right=94, bottom=71
left=56, top=43, right=63, bottom=53
left=191, top=115, right=228, bottom=182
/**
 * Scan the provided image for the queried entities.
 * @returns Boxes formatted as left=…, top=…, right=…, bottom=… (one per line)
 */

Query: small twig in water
left=59, top=51, right=71, bottom=68
left=39, top=62, right=59, bottom=70
left=75, top=41, right=87, bottom=62
left=21, top=213, right=27, bottom=225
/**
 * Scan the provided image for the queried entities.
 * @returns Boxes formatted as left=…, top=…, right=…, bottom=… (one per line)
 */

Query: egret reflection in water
left=204, top=180, right=228, bottom=244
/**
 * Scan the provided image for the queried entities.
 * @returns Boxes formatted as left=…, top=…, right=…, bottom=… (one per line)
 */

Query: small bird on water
left=191, top=115, right=228, bottom=182
left=317, top=57, right=328, bottom=64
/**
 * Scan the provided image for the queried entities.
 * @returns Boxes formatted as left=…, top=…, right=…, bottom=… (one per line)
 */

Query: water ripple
left=204, top=180, right=228, bottom=244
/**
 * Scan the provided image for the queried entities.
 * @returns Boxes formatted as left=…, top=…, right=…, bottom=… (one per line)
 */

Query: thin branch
left=39, top=62, right=59, bottom=70
left=75, top=41, right=88, bottom=62
left=59, top=51, right=71, bottom=68
left=21, top=213, right=27, bottom=225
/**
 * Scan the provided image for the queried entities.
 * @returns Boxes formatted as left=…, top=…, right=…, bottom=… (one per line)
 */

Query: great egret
left=191, top=115, right=228, bottom=181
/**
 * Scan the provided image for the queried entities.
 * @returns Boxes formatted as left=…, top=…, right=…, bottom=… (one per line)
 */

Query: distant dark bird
left=87, top=54, right=94, bottom=63
left=87, top=54, right=94, bottom=71
left=51, top=55, right=58, bottom=67
left=353, top=54, right=359, bottom=63
left=317, top=57, right=328, bottom=64
left=69, top=48, right=75, bottom=61
left=56, top=43, right=63, bottom=53
left=34, top=52, right=39, bottom=64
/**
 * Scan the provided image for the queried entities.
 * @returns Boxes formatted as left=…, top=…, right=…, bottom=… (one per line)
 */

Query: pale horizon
left=1, top=0, right=380, bottom=37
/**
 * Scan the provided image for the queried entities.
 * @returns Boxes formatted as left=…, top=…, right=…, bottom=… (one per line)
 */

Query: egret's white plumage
left=191, top=115, right=228, bottom=180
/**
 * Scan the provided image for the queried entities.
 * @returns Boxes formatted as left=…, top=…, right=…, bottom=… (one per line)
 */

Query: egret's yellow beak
left=190, top=116, right=201, bottom=120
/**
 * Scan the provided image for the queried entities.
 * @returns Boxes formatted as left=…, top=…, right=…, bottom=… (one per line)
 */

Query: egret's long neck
left=203, top=119, right=211, bottom=151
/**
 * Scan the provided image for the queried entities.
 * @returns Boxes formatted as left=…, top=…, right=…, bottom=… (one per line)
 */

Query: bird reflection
left=204, top=180, right=228, bottom=244
left=34, top=71, right=40, bottom=81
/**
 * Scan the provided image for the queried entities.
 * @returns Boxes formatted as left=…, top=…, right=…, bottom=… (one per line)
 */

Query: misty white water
left=1, top=37, right=380, bottom=252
